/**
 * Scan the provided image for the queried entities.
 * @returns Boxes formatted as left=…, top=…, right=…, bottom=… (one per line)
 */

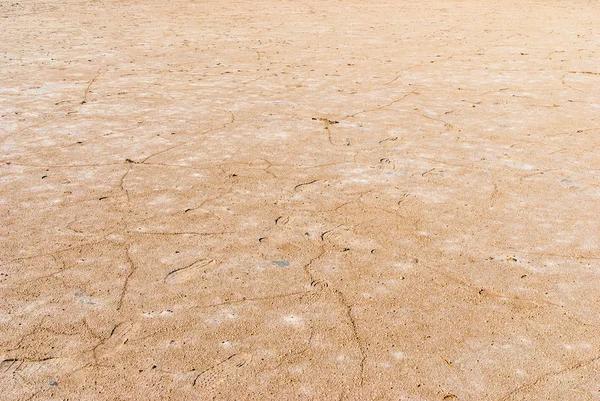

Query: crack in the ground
left=496, top=354, right=600, bottom=401
left=116, top=245, right=136, bottom=311
left=195, top=290, right=311, bottom=310
left=128, top=230, right=234, bottom=237
left=294, top=179, right=320, bottom=191
left=275, top=326, right=314, bottom=369
left=344, top=89, right=417, bottom=119
left=335, top=289, right=366, bottom=387
left=80, top=68, right=103, bottom=105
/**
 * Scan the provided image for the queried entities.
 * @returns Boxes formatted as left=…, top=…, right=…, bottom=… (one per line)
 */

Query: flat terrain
left=1, top=0, right=600, bottom=399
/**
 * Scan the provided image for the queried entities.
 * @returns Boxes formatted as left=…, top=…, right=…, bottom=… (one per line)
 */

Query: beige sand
left=1, top=0, right=600, bottom=399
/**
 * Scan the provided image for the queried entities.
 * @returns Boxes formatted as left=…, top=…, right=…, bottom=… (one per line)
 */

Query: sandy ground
left=1, top=0, right=600, bottom=399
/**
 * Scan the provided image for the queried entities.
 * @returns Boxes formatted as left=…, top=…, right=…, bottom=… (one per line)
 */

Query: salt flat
left=1, top=0, right=600, bottom=399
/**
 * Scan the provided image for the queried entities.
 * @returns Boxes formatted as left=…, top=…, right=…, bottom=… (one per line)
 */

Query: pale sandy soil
left=1, top=0, right=600, bottom=399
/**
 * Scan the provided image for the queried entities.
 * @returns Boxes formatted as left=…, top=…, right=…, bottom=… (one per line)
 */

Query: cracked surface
left=1, top=0, right=600, bottom=399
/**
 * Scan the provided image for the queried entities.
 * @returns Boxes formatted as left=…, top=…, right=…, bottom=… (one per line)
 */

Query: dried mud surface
left=1, top=0, right=600, bottom=399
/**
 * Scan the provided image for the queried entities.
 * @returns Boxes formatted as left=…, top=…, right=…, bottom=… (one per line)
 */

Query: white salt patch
left=283, top=315, right=302, bottom=325
left=391, top=351, right=406, bottom=360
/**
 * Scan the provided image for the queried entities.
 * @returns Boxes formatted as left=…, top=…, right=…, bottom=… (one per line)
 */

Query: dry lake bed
left=1, top=0, right=600, bottom=399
